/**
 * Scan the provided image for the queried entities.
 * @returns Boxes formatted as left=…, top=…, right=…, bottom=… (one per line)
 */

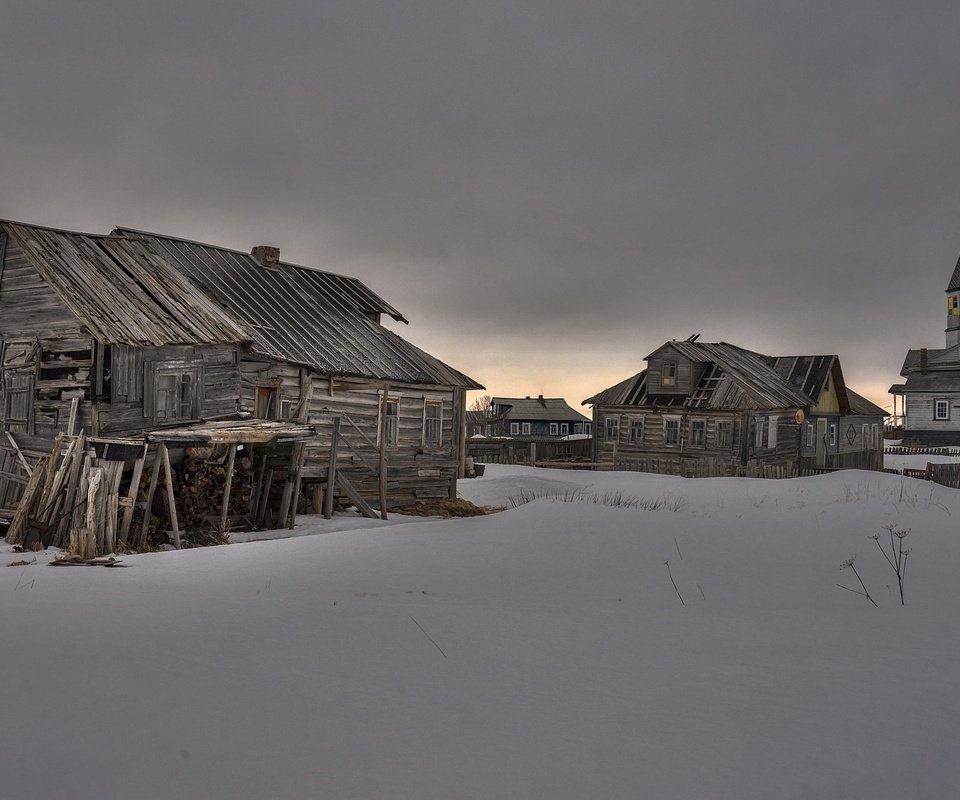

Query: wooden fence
left=884, top=446, right=960, bottom=456
left=467, top=437, right=593, bottom=466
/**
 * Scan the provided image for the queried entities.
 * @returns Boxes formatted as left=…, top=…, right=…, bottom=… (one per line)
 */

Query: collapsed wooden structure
left=0, top=219, right=482, bottom=552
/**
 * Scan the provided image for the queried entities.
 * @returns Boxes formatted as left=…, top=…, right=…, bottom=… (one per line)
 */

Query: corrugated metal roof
left=111, top=228, right=481, bottom=388
left=2, top=221, right=251, bottom=346
left=1, top=219, right=480, bottom=389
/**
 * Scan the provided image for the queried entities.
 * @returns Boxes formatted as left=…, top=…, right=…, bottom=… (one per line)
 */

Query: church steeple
left=947, top=253, right=960, bottom=348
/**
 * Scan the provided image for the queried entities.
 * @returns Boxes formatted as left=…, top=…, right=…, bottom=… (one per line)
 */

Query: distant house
left=0, top=219, right=482, bottom=533
left=482, top=396, right=592, bottom=439
left=889, top=257, right=960, bottom=445
left=585, top=338, right=885, bottom=477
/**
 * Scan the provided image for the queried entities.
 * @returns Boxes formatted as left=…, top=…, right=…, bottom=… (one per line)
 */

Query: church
left=890, top=257, right=960, bottom=445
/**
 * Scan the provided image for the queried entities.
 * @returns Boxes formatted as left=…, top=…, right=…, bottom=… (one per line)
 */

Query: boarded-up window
left=255, top=384, right=281, bottom=419
left=767, top=416, right=778, bottom=449
left=2, top=371, right=34, bottom=433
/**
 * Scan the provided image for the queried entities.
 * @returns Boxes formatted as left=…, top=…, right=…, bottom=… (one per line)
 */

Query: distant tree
left=467, top=394, right=492, bottom=436
left=470, top=394, right=492, bottom=414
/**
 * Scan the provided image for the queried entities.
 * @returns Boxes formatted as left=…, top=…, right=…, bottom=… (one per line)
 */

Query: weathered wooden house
left=483, top=396, right=592, bottom=438
left=0, top=219, right=482, bottom=542
left=889, top=254, right=960, bottom=445
left=584, top=338, right=885, bottom=477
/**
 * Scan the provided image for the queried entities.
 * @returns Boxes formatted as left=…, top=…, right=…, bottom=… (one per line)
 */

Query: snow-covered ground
left=3, top=464, right=960, bottom=799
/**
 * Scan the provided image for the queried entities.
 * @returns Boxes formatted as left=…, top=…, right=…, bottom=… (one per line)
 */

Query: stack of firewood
left=173, top=447, right=254, bottom=531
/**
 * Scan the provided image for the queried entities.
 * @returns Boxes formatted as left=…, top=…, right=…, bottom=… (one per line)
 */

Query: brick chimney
left=920, top=347, right=928, bottom=374
left=251, top=245, right=280, bottom=270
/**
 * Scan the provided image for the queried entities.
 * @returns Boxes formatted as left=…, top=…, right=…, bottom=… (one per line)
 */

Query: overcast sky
left=3, top=1, right=960, bottom=410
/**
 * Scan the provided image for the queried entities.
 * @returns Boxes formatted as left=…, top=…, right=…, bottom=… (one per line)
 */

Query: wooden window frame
left=662, top=361, right=677, bottom=387
left=629, top=417, right=644, bottom=444
left=689, top=418, right=706, bottom=447
left=510, top=422, right=520, bottom=436
left=146, top=363, right=202, bottom=426
left=560, top=423, right=569, bottom=435
left=664, top=416, right=681, bottom=446
left=935, top=399, right=950, bottom=421
left=521, top=422, right=531, bottom=435
left=422, top=398, right=443, bottom=448
left=549, top=422, right=559, bottom=436
left=605, top=416, right=620, bottom=442
left=717, top=420, right=733, bottom=449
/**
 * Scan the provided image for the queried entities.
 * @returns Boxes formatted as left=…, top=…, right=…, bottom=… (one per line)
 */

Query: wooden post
left=378, top=389, right=388, bottom=520
left=160, top=443, right=181, bottom=549
left=323, top=417, right=341, bottom=519
left=138, top=447, right=163, bottom=549
left=257, top=469, right=274, bottom=528
left=4, top=432, right=33, bottom=479
left=219, top=443, right=238, bottom=533
left=81, top=467, right=102, bottom=559
left=67, top=396, right=79, bottom=437
left=118, top=444, right=148, bottom=546
left=288, top=441, right=308, bottom=529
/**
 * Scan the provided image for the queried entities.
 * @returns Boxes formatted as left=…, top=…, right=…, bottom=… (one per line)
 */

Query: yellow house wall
left=810, top=372, right=840, bottom=414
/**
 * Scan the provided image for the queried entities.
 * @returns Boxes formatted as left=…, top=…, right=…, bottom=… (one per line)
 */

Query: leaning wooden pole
left=159, top=443, right=181, bottom=549
left=378, top=388, right=388, bottom=520
left=219, top=443, right=238, bottom=533
left=323, top=417, right=341, bottom=520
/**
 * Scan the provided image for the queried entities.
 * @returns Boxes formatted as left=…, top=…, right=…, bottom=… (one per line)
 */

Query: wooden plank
left=378, top=388, right=388, bottom=520
left=118, top=446, right=148, bottom=545
left=336, top=473, right=378, bottom=519
left=288, top=441, right=308, bottom=529
left=4, top=457, right=47, bottom=546
left=219, top=444, right=238, bottom=532
left=323, top=417, right=340, bottom=519
left=4, top=432, right=33, bottom=478
left=67, top=396, right=79, bottom=436
left=160, top=443, right=181, bottom=549
left=138, top=448, right=164, bottom=549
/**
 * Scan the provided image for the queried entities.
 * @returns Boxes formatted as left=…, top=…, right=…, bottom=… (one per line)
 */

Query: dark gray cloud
left=3, top=1, right=960, bottom=406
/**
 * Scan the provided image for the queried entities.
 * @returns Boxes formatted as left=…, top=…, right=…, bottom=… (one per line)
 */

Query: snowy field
left=3, top=464, right=960, bottom=799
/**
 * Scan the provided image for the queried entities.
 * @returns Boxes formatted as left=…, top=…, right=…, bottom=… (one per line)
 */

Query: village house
left=0, top=219, right=482, bottom=546
left=585, top=337, right=885, bottom=477
left=889, top=255, right=960, bottom=445
left=479, top=396, right=592, bottom=438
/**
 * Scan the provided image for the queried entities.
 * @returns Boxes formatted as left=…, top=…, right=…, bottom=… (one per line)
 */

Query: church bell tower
left=947, top=254, right=960, bottom=348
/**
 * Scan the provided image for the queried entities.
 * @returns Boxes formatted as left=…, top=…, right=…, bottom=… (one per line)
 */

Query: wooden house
left=584, top=338, right=885, bottom=477
left=0, top=219, right=482, bottom=540
left=483, top=396, right=592, bottom=438
left=889, top=254, right=960, bottom=445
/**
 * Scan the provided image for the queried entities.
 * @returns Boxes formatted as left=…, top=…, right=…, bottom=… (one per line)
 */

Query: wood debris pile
left=4, top=434, right=147, bottom=557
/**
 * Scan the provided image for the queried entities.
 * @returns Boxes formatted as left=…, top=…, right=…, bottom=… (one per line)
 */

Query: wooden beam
left=138, top=447, right=163, bottom=549
left=378, top=387, right=388, bottom=520
left=159, top=443, right=181, bottom=549
left=288, top=441, right=308, bottom=529
left=323, top=417, right=340, bottom=519
left=4, top=432, right=33, bottom=478
left=118, top=444, right=148, bottom=546
left=219, top=443, right=238, bottom=533
left=336, top=473, right=378, bottom=519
